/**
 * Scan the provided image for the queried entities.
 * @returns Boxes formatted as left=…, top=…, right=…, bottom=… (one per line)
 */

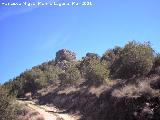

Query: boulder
left=55, top=49, right=76, bottom=62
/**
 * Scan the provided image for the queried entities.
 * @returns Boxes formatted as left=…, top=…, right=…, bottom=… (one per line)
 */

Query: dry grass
left=89, top=85, right=110, bottom=97
left=37, top=85, right=59, bottom=96
left=36, top=75, right=160, bottom=120
left=111, top=80, right=157, bottom=98
left=58, top=86, right=80, bottom=95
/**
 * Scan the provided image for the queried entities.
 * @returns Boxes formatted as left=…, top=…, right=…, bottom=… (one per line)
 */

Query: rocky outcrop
left=55, top=49, right=77, bottom=70
left=56, top=60, right=73, bottom=71
left=55, top=49, right=76, bottom=62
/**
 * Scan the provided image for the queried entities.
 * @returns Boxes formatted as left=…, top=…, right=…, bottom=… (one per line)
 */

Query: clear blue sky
left=1, top=0, right=160, bottom=83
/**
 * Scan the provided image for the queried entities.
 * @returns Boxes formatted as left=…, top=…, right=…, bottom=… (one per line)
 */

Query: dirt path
left=18, top=100, right=80, bottom=120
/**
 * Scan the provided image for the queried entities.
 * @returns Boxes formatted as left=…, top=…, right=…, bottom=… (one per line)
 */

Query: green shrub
left=154, top=54, right=160, bottom=67
left=85, top=59, right=110, bottom=85
left=101, top=46, right=122, bottom=66
left=0, top=87, right=18, bottom=120
left=151, top=54, right=160, bottom=74
left=4, top=64, right=63, bottom=97
left=111, top=41, right=154, bottom=79
left=5, top=77, right=26, bottom=97
left=80, top=53, right=101, bottom=77
left=59, top=66, right=81, bottom=85
left=35, top=66, right=63, bottom=89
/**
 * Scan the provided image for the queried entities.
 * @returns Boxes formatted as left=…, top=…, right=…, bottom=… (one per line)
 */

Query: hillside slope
left=36, top=75, right=160, bottom=120
left=3, top=42, right=160, bottom=120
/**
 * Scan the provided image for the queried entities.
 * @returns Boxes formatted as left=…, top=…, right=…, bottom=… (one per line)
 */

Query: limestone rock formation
left=55, top=49, right=76, bottom=62
left=55, top=49, right=76, bottom=70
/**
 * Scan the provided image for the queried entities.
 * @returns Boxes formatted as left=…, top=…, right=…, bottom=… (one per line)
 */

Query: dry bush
left=0, top=87, right=18, bottom=120
left=102, top=46, right=123, bottom=68
left=152, top=54, right=160, bottom=75
left=112, top=80, right=156, bottom=98
left=150, top=78, right=160, bottom=90
left=154, top=54, right=160, bottom=67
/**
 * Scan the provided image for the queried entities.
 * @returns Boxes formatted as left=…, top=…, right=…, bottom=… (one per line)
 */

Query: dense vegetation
left=3, top=41, right=159, bottom=97
left=2, top=40, right=160, bottom=120
left=110, top=41, right=154, bottom=78
left=80, top=53, right=109, bottom=85
left=4, top=61, right=63, bottom=97
left=0, top=86, right=18, bottom=120
left=59, top=66, right=81, bottom=85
